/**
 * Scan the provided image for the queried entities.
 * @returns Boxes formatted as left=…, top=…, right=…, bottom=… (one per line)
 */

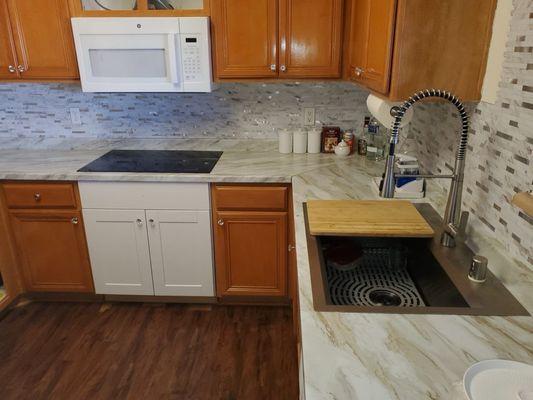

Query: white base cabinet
left=83, top=209, right=154, bottom=295
left=147, top=210, right=214, bottom=296
left=80, top=182, right=214, bottom=297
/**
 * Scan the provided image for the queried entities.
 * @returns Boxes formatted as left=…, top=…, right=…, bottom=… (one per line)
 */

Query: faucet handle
left=454, top=211, right=469, bottom=242
left=444, top=210, right=469, bottom=243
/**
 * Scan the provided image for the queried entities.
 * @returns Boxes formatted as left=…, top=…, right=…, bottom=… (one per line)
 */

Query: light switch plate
left=304, top=107, right=315, bottom=126
left=70, top=108, right=82, bottom=125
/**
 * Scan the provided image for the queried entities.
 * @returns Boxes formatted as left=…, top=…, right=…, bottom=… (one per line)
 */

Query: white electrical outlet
left=304, top=107, right=315, bottom=126
left=70, top=108, right=82, bottom=125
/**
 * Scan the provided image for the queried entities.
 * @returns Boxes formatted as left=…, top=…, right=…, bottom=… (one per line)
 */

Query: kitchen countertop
left=0, top=142, right=531, bottom=400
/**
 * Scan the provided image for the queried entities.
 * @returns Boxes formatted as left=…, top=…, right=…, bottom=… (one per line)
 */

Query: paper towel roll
left=366, top=94, right=414, bottom=129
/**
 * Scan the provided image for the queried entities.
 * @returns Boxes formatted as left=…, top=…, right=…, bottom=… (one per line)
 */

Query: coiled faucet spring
left=380, top=89, right=470, bottom=248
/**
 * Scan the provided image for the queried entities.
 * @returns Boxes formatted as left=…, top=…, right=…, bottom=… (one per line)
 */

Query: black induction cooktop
left=78, top=150, right=223, bottom=173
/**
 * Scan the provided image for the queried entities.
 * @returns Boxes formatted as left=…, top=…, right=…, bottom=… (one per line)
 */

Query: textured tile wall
left=0, top=82, right=369, bottom=141
left=403, top=0, right=532, bottom=267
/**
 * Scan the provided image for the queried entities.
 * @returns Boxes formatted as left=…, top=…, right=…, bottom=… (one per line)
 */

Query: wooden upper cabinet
left=5, top=0, right=78, bottom=80
left=347, top=0, right=496, bottom=101
left=0, top=0, right=18, bottom=79
left=211, top=0, right=278, bottom=78
left=389, top=0, right=496, bottom=101
left=212, top=0, right=344, bottom=79
left=279, top=0, right=343, bottom=78
left=348, top=0, right=396, bottom=94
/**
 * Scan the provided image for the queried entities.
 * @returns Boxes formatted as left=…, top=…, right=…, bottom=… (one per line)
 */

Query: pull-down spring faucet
left=380, top=89, right=470, bottom=248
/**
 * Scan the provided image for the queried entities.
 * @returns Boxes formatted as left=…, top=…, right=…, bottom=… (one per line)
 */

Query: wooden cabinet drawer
left=213, top=185, right=288, bottom=211
left=3, top=182, right=78, bottom=209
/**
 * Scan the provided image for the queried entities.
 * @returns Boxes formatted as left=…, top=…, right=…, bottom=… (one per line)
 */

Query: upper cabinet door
left=6, top=0, right=78, bottom=79
left=349, top=0, right=397, bottom=94
left=0, top=1, right=17, bottom=79
left=279, top=0, right=343, bottom=78
left=211, top=0, right=278, bottom=78
left=146, top=210, right=214, bottom=297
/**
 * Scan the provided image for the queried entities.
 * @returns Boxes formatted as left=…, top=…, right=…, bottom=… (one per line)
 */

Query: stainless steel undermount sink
left=304, top=203, right=529, bottom=316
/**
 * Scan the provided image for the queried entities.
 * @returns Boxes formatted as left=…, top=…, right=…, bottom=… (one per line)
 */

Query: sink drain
left=325, top=247, right=426, bottom=307
left=368, top=289, right=402, bottom=306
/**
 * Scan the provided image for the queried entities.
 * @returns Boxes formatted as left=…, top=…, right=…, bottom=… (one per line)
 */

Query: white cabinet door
left=82, top=209, right=154, bottom=295
left=146, top=210, right=214, bottom=296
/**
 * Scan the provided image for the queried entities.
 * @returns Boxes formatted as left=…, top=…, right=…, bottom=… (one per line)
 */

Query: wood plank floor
left=0, top=302, right=299, bottom=400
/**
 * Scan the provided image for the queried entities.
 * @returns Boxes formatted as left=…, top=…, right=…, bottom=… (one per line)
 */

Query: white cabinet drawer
left=79, top=181, right=210, bottom=210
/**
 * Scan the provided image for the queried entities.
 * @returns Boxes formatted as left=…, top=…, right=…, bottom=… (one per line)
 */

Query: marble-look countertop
left=0, top=140, right=531, bottom=400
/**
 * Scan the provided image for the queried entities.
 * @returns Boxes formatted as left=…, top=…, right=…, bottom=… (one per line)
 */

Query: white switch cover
left=304, top=108, right=316, bottom=126
left=70, top=108, right=82, bottom=125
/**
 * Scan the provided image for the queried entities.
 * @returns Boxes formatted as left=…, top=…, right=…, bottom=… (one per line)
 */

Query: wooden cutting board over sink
left=306, top=200, right=435, bottom=238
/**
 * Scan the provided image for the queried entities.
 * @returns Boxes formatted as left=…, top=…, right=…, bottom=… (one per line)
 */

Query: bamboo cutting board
left=306, top=200, right=434, bottom=237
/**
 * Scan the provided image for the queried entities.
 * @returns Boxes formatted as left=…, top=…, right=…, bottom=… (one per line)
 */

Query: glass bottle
left=366, top=119, right=379, bottom=160
left=358, top=117, right=370, bottom=156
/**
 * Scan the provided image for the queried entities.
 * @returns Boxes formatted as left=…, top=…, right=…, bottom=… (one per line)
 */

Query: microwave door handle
left=168, top=34, right=179, bottom=84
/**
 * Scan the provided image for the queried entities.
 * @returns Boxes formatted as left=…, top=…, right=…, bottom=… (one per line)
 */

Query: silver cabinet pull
left=280, top=65, right=287, bottom=72
left=136, top=218, right=143, bottom=226
left=270, top=64, right=277, bottom=72
left=217, top=219, right=224, bottom=226
left=17, top=65, right=25, bottom=73
left=8, top=65, right=16, bottom=73
left=149, top=218, right=155, bottom=226
left=71, top=217, right=79, bottom=225
left=34, top=193, right=41, bottom=201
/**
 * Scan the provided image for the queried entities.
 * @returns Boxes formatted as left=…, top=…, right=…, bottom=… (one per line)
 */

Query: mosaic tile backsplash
left=0, top=81, right=369, bottom=141
left=403, top=0, right=532, bottom=267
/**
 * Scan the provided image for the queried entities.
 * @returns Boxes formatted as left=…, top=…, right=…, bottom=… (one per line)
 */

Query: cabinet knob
left=288, top=244, right=295, bottom=252
left=217, top=219, right=224, bottom=226
left=8, top=65, right=16, bottom=73
left=354, top=67, right=364, bottom=77
left=280, top=65, right=287, bottom=72
left=149, top=218, right=155, bottom=226
left=34, top=193, right=41, bottom=201
left=71, top=217, right=79, bottom=225
left=270, top=64, right=277, bottom=72
left=136, top=218, right=143, bottom=226
left=17, top=65, right=25, bottom=73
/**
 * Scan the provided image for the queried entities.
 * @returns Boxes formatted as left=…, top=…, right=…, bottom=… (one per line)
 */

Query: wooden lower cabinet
left=9, top=209, right=94, bottom=293
left=214, top=210, right=288, bottom=298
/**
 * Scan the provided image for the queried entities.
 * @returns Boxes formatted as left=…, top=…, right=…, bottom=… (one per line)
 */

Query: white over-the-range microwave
left=71, top=17, right=212, bottom=92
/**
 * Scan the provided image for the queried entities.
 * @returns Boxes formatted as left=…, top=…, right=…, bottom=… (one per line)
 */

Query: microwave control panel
left=181, top=36, right=202, bottom=82
left=179, top=17, right=212, bottom=92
